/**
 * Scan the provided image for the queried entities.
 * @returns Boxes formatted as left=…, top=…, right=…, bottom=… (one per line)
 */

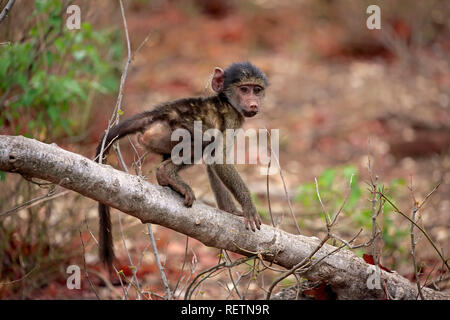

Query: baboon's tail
left=95, top=112, right=153, bottom=269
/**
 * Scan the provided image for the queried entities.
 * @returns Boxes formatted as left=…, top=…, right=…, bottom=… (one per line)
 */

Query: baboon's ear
left=211, top=67, right=224, bottom=92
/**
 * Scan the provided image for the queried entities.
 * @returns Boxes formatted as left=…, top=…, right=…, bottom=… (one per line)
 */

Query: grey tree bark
left=0, top=135, right=448, bottom=300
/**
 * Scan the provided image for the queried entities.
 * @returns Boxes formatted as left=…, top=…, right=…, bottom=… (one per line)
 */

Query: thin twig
left=127, top=136, right=147, bottom=176
left=264, top=127, right=300, bottom=234
left=124, top=241, right=151, bottom=298
left=420, top=262, right=438, bottom=292
left=330, top=228, right=370, bottom=249
left=266, top=173, right=363, bottom=299
left=265, top=130, right=276, bottom=227
left=101, top=1, right=143, bottom=299
left=222, top=250, right=242, bottom=299
left=86, top=268, right=122, bottom=298
left=131, top=31, right=153, bottom=60
left=408, top=179, right=425, bottom=300
left=266, top=157, right=275, bottom=227
left=242, top=266, right=260, bottom=299
left=113, top=265, right=129, bottom=300
left=185, top=263, right=226, bottom=300
left=79, top=230, right=101, bottom=299
left=0, top=266, right=37, bottom=285
left=96, top=3, right=156, bottom=299
left=378, top=191, right=449, bottom=271
left=367, top=157, right=380, bottom=269
left=173, top=236, right=190, bottom=295
left=111, top=145, right=142, bottom=299
left=314, top=177, right=330, bottom=225
left=330, top=174, right=354, bottom=227
left=0, top=188, right=69, bottom=218
left=98, top=0, right=133, bottom=163
left=426, top=276, right=450, bottom=290
left=0, top=0, right=16, bottom=24
left=417, top=182, right=441, bottom=210
left=176, top=249, right=198, bottom=299
left=184, top=255, right=257, bottom=300
left=147, top=224, right=173, bottom=299
left=113, top=144, right=129, bottom=174
left=265, top=236, right=330, bottom=299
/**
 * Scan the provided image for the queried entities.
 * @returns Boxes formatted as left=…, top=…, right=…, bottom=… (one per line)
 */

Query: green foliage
left=381, top=179, right=410, bottom=253
left=0, top=0, right=121, bottom=140
left=294, top=166, right=409, bottom=254
left=352, top=178, right=409, bottom=253
left=294, top=165, right=361, bottom=218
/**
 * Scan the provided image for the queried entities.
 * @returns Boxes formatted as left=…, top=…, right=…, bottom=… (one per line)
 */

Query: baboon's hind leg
left=156, top=159, right=195, bottom=207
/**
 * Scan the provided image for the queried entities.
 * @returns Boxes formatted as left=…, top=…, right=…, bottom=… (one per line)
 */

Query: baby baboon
left=96, top=62, right=268, bottom=268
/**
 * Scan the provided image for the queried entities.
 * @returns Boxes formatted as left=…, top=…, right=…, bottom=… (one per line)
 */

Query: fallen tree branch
left=0, top=135, right=448, bottom=300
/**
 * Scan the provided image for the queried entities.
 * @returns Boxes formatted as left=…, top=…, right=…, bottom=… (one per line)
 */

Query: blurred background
left=0, top=0, right=449, bottom=299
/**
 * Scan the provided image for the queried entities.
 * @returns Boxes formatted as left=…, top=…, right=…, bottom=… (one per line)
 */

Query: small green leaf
left=34, top=0, right=46, bottom=12
left=100, top=75, right=119, bottom=92
left=15, top=73, right=28, bottom=88
left=49, top=13, right=61, bottom=27
left=47, top=105, right=60, bottom=123
left=63, top=79, right=87, bottom=100
left=0, top=55, right=11, bottom=78
left=342, top=165, right=357, bottom=180
left=81, top=22, right=93, bottom=33
left=60, top=118, right=72, bottom=135
left=319, top=168, right=336, bottom=188
left=391, top=178, right=406, bottom=188
left=20, top=88, right=39, bottom=107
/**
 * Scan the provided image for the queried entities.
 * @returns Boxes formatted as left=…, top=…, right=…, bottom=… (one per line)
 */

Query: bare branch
left=0, top=0, right=16, bottom=24
left=79, top=230, right=101, bottom=300
left=264, top=127, right=299, bottom=234
left=1, top=135, right=449, bottom=300
left=378, top=191, right=449, bottom=271
left=147, top=223, right=173, bottom=299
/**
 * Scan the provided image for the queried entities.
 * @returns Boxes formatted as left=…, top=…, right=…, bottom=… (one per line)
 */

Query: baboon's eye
left=253, top=86, right=263, bottom=95
left=239, top=86, right=250, bottom=94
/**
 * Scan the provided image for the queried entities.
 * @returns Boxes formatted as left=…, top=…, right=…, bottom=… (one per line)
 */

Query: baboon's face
left=229, top=84, right=265, bottom=117
left=211, top=66, right=266, bottom=118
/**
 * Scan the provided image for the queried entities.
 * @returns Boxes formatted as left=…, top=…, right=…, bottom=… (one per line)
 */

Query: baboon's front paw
left=183, top=188, right=196, bottom=207
left=243, top=210, right=262, bottom=232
